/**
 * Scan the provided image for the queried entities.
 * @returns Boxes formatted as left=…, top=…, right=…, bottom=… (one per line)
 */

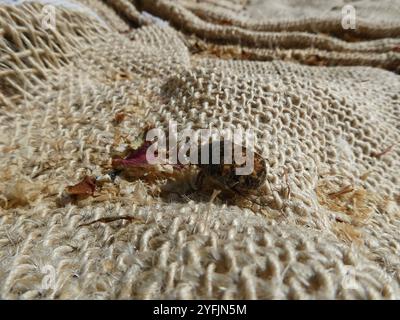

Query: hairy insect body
left=196, top=140, right=267, bottom=192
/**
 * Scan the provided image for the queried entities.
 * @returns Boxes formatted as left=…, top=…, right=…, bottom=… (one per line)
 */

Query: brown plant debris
left=332, top=221, right=363, bottom=244
left=65, top=176, right=96, bottom=196
left=316, top=179, right=378, bottom=244
left=0, top=179, right=42, bottom=209
left=113, top=112, right=125, bottom=125
left=328, top=184, right=354, bottom=197
left=78, top=215, right=143, bottom=227
left=316, top=181, right=375, bottom=223
left=370, top=144, right=395, bottom=158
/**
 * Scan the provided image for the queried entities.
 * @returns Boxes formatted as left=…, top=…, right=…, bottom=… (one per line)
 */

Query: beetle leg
left=231, top=185, right=267, bottom=208
left=209, top=189, right=222, bottom=203
left=192, top=170, right=206, bottom=191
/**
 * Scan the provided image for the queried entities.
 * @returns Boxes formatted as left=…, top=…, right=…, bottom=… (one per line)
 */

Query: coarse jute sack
left=0, top=0, right=399, bottom=299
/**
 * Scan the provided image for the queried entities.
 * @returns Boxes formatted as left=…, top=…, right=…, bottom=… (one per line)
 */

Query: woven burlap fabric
left=0, top=0, right=399, bottom=299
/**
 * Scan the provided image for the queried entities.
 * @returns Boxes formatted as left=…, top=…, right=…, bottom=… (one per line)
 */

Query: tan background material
left=0, top=0, right=399, bottom=299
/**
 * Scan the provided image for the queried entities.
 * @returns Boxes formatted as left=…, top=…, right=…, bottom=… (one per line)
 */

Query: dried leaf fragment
left=65, top=176, right=96, bottom=196
left=112, top=141, right=156, bottom=168
left=113, top=112, right=125, bottom=125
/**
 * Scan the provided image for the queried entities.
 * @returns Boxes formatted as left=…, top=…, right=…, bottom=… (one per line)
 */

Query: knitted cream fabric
left=0, top=0, right=399, bottom=299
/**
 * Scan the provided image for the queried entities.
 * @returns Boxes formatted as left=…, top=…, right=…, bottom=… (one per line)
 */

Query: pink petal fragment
left=112, top=141, right=157, bottom=168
